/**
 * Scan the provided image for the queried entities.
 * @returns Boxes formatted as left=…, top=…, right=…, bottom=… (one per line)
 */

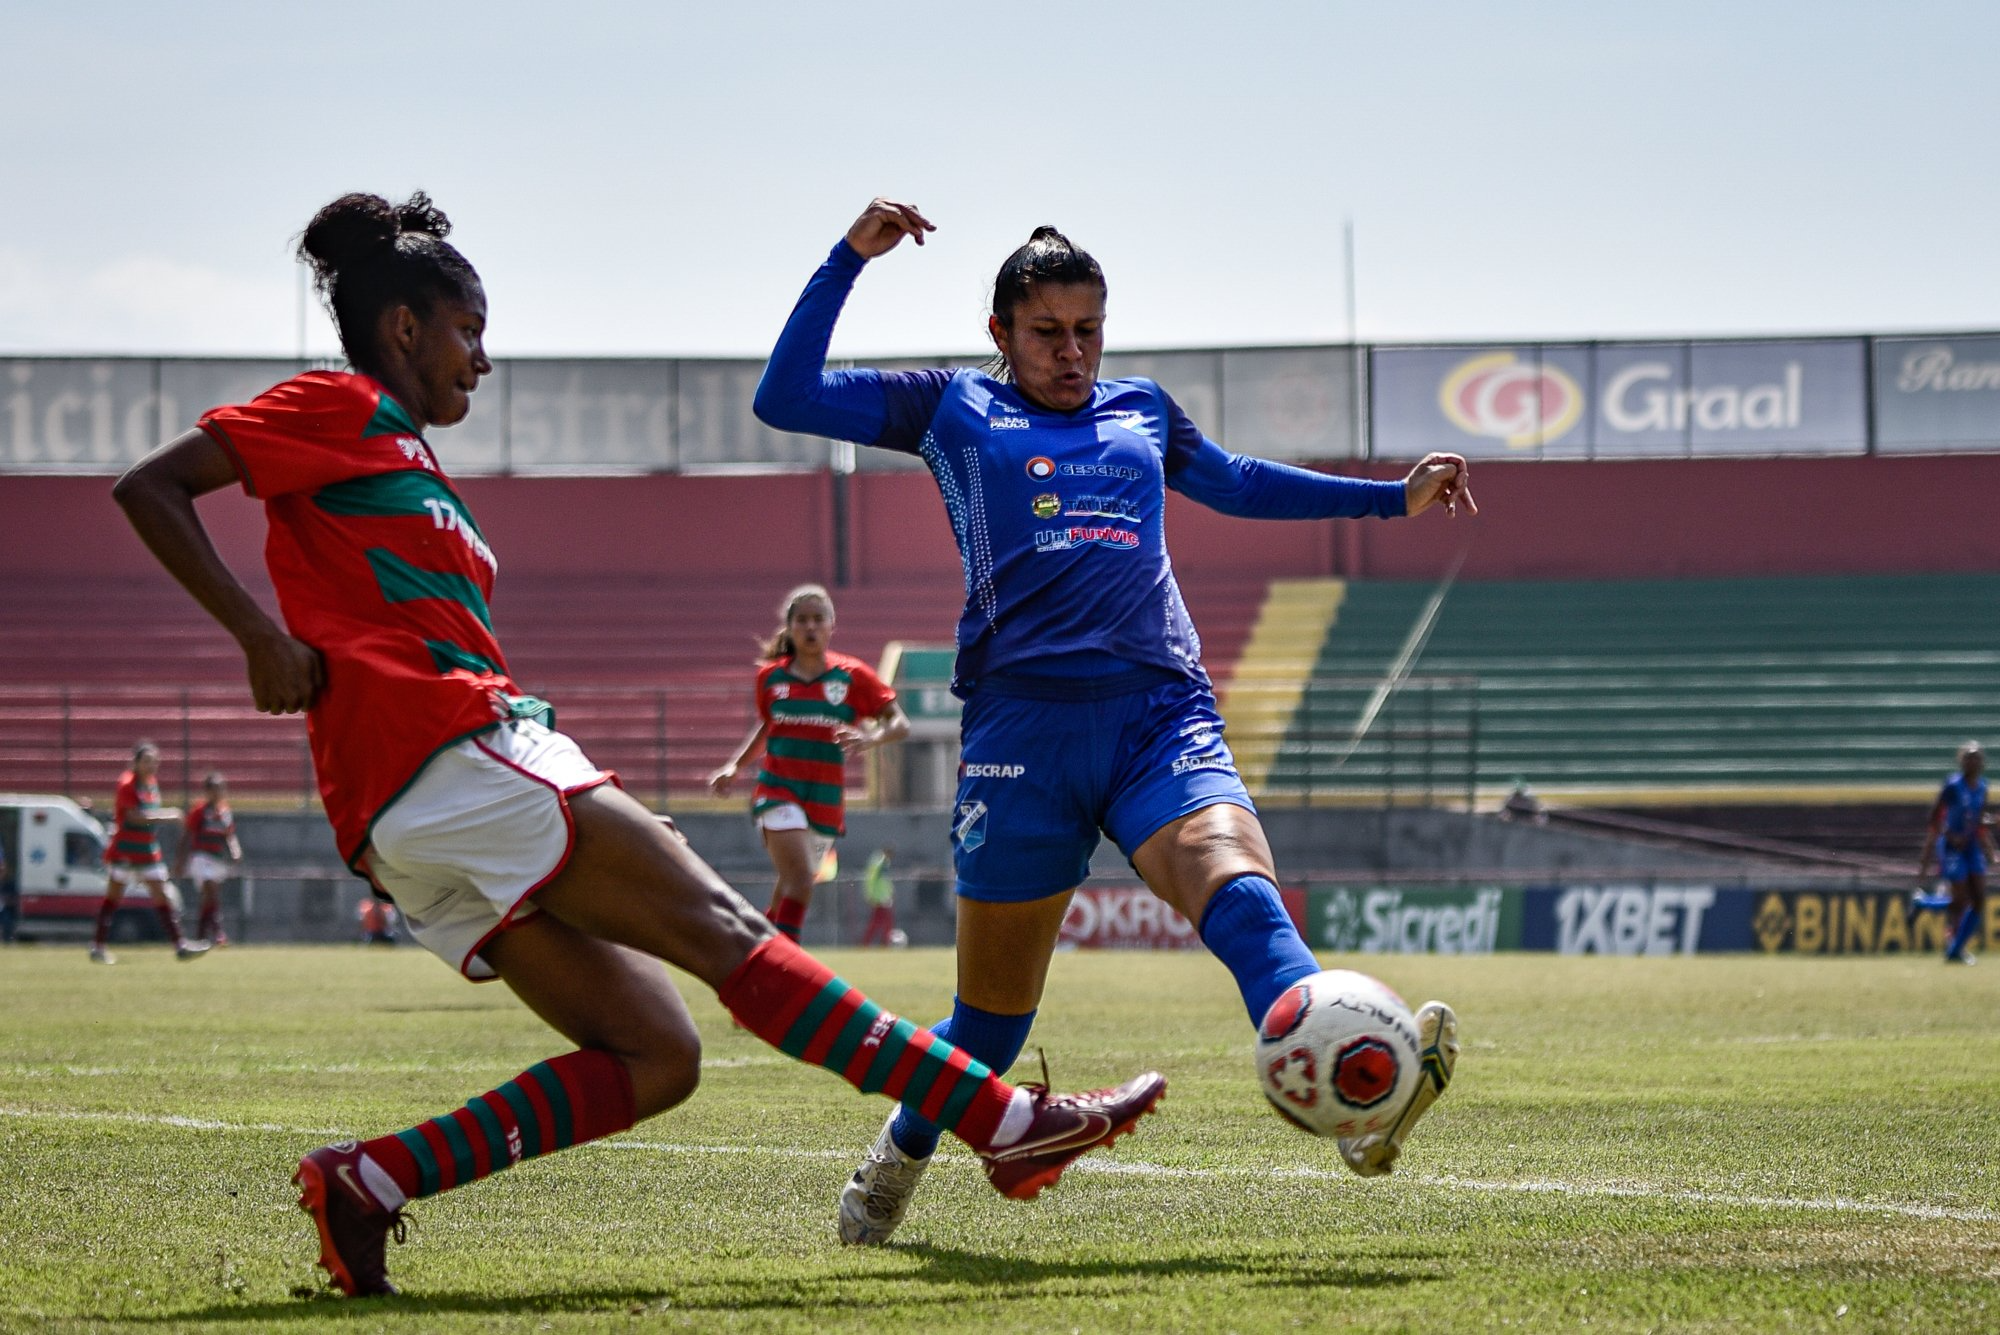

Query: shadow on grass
left=128, top=1246, right=1443, bottom=1323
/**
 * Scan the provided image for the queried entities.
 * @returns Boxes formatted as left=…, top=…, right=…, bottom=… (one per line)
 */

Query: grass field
left=2, top=944, right=1997, bottom=1333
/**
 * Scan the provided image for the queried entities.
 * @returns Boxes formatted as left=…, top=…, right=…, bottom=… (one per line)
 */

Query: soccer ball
left=1255, top=969, right=1421, bottom=1138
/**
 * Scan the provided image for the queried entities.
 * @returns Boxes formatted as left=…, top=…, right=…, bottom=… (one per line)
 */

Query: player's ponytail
left=297, top=191, right=479, bottom=376
left=759, top=583, right=835, bottom=660
left=987, top=226, right=1106, bottom=381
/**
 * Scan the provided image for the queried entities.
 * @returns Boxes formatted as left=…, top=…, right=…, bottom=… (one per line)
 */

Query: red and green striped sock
left=357, top=1049, right=635, bottom=1205
left=719, top=934, right=1015, bottom=1151
left=766, top=894, right=807, bottom=941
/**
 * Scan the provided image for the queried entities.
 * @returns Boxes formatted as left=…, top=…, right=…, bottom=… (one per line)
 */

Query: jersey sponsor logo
left=1064, top=494, right=1141, bottom=521
left=962, top=763, right=1025, bottom=779
left=990, top=415, right=1030, bottom=430
left=1439, top=352, right=1584, bottom=448
left=954, top=799, right=988, bottom=851
left=1025, top=456, right=1055, bottom=480
left=1172, top=754, right=1235, bottom=776
left=420, top=496, right=497, bottom=572
left=1035, top=524, right=1139, bottom=553
left=1031, top=493, right=1061, bottom=518
left=1059, top=462, right=1143, bottom=479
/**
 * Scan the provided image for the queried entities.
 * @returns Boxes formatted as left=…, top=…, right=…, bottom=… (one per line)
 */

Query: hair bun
left=299, top=193, right=400, bottom=272
left=1029, top=225, right=1065, bottom=244
left=396, top=191, right=452, bottom=240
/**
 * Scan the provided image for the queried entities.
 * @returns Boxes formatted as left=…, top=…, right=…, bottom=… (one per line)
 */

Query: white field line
left=5, top=1103, right=1992, bottom=1225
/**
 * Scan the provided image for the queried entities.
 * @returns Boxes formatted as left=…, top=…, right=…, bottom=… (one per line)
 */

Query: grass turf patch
left=1, top=945, right=1996, bottom=1331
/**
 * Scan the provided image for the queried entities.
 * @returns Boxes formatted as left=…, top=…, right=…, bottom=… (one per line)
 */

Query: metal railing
left=0, top=674, right=1482, bottom=812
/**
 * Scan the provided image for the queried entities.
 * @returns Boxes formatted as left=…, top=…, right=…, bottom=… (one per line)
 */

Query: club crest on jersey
left=1260, top=982, right=1311, bottom=1041
left=395, top=436, right=432, bottom=469
left=1025, top=456, right=1055, bottom=480
left=1332, top=1036, right=1400, bottom=1109
left=822, top=680, right=847, bottom=707
left=954, top=800, right=988, bottom=851
left=1031, top=493, right=1061, bottom=518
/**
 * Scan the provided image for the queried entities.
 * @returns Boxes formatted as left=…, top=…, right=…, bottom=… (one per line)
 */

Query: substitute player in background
left=174, top=772, right=241, bottom=945
left=112, top=190, right=1162, bottom=1298
left=1919, top=741, right=1992, bottom=964
left=707, top=584, right=908, bottom=941
left=90, top=741, right=208, bottom=964
left=756, top=198, right=1471, bottom=1245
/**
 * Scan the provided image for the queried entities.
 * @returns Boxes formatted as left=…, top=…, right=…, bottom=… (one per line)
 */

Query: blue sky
left=2, top=1, right=1995, bottom=358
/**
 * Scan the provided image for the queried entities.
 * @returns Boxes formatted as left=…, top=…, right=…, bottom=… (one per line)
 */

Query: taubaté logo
left=1438, top=352, right=1583, bottom=448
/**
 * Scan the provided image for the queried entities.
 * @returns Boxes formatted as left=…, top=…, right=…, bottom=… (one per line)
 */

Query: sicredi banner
left=1307, top=886, right=1521, bottom=954
left=1873, top=336, right=2000, bottom=453
left=1370, top=340, right=1867, bottom=461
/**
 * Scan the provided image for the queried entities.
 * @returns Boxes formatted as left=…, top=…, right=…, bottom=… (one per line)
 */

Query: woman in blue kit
left=756, top=197, right=1478, bottom=1244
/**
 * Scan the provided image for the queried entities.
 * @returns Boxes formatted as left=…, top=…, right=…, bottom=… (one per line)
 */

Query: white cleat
left=88, top=946, right=116, bottom=965
left=1338, top=1000, right=1458, bottom=1178
left=838, top=1112, right=932, bottom=1246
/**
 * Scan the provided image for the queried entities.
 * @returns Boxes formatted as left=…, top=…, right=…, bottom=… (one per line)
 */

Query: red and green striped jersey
left=107, top=771, right=165, bottom=865
left=751, top=652, right=894, bottom=837
left=200, top=371, right=518, bottom=868
left=184, top=799, right=235, bottom=857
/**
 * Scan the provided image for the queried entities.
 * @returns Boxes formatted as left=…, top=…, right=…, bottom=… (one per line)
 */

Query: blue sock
left=1947, top=904, right=1981, bottom=959
left=1199, top=874, right=1321, bottom=1027
left=888, top=998, right=1035, bottom=1159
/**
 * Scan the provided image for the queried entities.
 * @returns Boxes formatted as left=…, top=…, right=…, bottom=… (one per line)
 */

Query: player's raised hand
left=243, top=628, right=323, bottom=715
left=1403, top=453, right=1478, bottom=518
left=846, top=198, right=936, bottom=259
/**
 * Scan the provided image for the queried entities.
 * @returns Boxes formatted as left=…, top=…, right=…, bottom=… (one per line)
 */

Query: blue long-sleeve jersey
left=756, top=239, right=1407, bottom=697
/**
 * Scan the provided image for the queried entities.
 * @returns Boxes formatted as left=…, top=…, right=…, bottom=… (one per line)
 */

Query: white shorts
left=757, top=803, right=810, bottom=833
left=363, top=720, right=611, bottom=980
left=106, top=863, right=170, bottom=887
left=187, top=852, right=233, bottom=885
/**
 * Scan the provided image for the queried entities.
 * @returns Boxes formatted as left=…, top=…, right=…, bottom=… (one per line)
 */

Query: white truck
left=0, top=794, right=173, bottom=941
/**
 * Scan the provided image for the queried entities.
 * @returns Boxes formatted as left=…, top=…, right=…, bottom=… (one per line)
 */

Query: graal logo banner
left=1318, top=888, right=1505, bottom=955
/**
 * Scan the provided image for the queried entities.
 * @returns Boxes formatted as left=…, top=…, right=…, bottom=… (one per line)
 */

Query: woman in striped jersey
left=112, top=190, right=1163, bottom=1298
left=709, top=584, right=909, bottom=941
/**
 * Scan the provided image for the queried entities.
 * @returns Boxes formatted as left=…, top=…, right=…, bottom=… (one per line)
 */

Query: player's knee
left=627, top=1028, right=702, bottom=1118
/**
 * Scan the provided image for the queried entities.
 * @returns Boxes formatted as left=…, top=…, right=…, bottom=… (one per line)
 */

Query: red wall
left=7, top=454, right=2000, bottom=588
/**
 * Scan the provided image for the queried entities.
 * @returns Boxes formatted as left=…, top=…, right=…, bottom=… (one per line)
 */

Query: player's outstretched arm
left=753, top=199, right=947, bottom=446
left=112, top=431, right=324, bottom=715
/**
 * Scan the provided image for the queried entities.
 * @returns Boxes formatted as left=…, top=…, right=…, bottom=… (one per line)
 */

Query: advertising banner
left=1746, top=889, right=1994, bottom=955
left=1370, top=340, right=1867, bottom=461
left=1059, top=884, right=1306, bottom=950
left=1518, top=884, right=1747, bottom=955
left=1873, top=336, right=2000, bottom=453
left=1306, top=885, right=1521, bottom=954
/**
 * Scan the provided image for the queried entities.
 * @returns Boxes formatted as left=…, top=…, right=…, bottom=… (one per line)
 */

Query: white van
left=0, top=794, right=171, bottom=940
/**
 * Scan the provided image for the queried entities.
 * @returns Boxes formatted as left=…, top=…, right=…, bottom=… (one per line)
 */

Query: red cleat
left=979, top=1071, right=1167, bottom=1201
left=293, top=1142, right=405, bottom=1297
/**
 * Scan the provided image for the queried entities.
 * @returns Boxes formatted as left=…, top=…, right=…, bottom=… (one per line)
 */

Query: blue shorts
left=1939, top=838, right=1987, bottom=884
left=949, top=676, right=1255, bottom=902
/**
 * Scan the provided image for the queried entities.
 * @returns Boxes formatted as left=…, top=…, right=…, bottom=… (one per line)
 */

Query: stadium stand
left=0, top=571, right=1268, bottom=804
left=1274, top=572, right=2000, bottom=802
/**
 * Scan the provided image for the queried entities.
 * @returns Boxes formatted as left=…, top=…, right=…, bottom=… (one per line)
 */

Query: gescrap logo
left=1439, top=352, right=1583, bottom=448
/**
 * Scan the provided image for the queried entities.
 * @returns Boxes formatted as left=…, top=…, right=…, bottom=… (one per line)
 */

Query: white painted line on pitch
left=4, top=1105, right=1992, bottom=1225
